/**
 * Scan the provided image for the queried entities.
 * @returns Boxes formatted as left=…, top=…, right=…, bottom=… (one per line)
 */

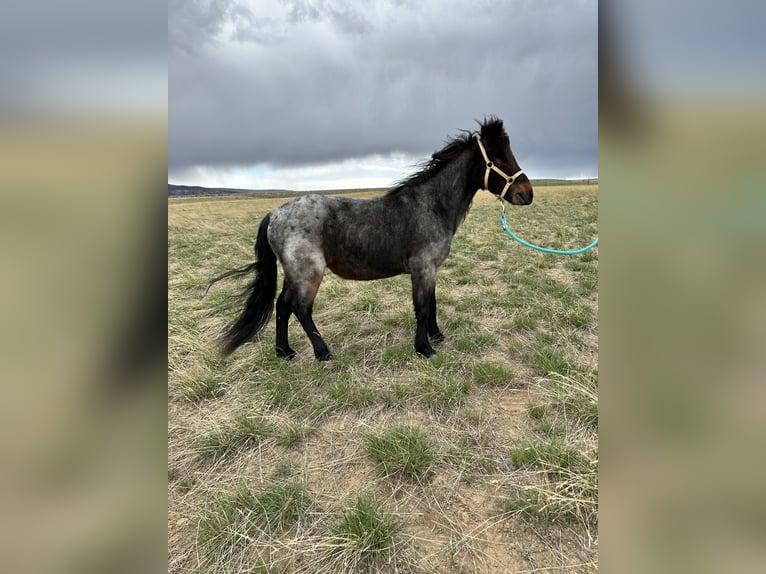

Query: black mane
left=387, top=116, right=504, bottom=196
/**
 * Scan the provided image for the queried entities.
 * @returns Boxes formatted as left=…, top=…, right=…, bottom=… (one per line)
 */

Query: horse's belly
left=326, top=258, right=403, bottom=281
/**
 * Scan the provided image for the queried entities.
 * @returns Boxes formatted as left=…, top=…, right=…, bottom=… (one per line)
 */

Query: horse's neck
left=422, top=150, right=476, bottom=233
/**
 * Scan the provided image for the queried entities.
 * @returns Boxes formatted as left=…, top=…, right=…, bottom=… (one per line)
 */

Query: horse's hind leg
left=289, top=268, right=333, bottom=361
left=275, top=282, right=296, bottom=360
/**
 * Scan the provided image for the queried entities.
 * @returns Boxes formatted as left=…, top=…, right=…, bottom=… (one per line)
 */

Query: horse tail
left=211, top=213, right=278, bottom=356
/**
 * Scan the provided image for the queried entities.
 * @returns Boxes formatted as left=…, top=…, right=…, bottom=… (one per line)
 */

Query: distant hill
left=530, top=178, right=598, bottom=186
left=168, top=184, right=290, bottom=197
left=168, top=184, right=390, bottom=199
left=169, top=179, right=596, bottom=198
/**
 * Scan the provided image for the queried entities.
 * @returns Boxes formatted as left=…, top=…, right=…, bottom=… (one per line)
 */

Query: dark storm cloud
left=169, top=0, right=597, bottom=176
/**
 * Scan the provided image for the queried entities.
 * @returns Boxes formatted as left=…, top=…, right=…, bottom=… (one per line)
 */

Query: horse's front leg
left=428, top=288, right=445, bottom=344
left=411, top=268, right=437, bottom=358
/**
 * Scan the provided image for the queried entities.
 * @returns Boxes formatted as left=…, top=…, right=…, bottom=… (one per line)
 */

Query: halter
left=477, top=138, right=524, bottom=203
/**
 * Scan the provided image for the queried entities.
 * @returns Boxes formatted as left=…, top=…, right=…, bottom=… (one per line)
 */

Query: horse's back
left=268, top=194, right=355, bottom=248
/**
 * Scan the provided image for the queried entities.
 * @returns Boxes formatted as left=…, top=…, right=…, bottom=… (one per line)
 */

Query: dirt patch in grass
left=298, top=412, right=380, bottom=504
left=404, top=477, right=529, bottom=573
left=545, top=263, right=578, bottom=289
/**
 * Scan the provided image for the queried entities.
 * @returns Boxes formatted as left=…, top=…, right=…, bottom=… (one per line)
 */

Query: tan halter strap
left=477, top=138, right=524, bottom=202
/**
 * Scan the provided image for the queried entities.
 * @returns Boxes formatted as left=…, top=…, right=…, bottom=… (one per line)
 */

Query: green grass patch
left=416, top=351, right=464, bottom=374
left=178, top=378, right=225, bottom=402
left=580, top=250, right=597, bottom=262
left=535, top=331, right=558, bottom=345
left=537, top=417, right=566, bottom=438
left=564, top=260, right=589, bottom=272
left=329, top=495, right=401, bottom=569
left=271, top=457, right=302, bottom=480
left=350, top=294, right=383, bottom=314
left=379, top=381, right=418, bottom=407
left=176, top=370, right=225, bottom=402
left=382, top=342, right=416, bottom=365
left=527, top=343, right=572, bottom=376
left=382, top=311, right=416, bottom=330
left=547, top=372, right=598, bottom=430
left=326, top=380, right=377, bottom=409
left=471, top=360, right=516, bottom=386
left=452, top=333, right=497, bottom=353
left=194, top=413, right=274, bottom=461
left=170, top=467, right=197, bottom=494
left=453, top=269, right=477, bottom=285
left=441, top=314, right=480, bottom=334
left=510, top=438, right=583, bottom=477
left=260, top=374, right=333, bottom=418
left=364, top=425, right=436, bottom=480
left=177, top=476, right=197, bottom=494
left=577, top=272, right=598, bottom=296
left=452, top=294, right=484, bottom=313
left=505, top=488, right=581, bottom=525
left=198, top=481, right=314, bottom=556
left=419, top=376, right=472, bottom=409
left=505, top=456, right=598, bottom=527
left=462, top=407, right=490, bottom=425
left=563, top=306, right=593, bottom=329
left=511, top=315, right=538, bottom=331
left=251, top=482, right=314, bottom=531
left=276, top=419, right=319, bottom=448
left=527, top=402, right=547, bottom=420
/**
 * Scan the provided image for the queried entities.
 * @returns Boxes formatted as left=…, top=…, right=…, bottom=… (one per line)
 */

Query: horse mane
left=386, top=116, right=503, bottom=196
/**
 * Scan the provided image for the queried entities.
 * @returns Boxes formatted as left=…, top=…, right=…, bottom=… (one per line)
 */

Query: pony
left=208, top=116, right=533, bottom=360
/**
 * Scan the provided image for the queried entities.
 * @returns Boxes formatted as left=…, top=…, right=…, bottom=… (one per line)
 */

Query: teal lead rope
left=499, top=213, right=599, bottom=255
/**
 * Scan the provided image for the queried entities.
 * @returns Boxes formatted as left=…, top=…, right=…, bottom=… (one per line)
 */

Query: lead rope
left=499, top=210, right=599, bottom=255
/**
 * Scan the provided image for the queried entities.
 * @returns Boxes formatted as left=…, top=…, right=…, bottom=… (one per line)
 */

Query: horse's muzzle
left=512, top=182, right=534, bottom=205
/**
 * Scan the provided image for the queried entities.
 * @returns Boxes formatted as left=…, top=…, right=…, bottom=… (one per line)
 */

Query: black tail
left=208, top=213, right=278, bottom=356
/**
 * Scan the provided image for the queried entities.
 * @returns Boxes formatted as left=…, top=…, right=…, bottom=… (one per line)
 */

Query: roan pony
left=208, top=116, right=533, bottom=360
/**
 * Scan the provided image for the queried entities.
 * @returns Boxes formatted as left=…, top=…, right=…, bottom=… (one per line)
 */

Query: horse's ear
left=480, top=116, right=505, bottom=142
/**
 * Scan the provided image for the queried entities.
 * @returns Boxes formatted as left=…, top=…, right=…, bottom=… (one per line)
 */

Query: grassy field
left=168, top=185, right=598, bottom=573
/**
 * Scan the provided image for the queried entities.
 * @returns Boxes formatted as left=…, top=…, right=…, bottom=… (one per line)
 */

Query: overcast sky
left=169, top=0, right=597, bottom=190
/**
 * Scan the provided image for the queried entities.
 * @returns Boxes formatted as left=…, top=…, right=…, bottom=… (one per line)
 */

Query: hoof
left=415, top=345, right=436, bottom=358
left=276, top=347, right=297, bottom=361
left=430, top=332, right=445, bottom=345
left=316, top=350, right=334, bottom=361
